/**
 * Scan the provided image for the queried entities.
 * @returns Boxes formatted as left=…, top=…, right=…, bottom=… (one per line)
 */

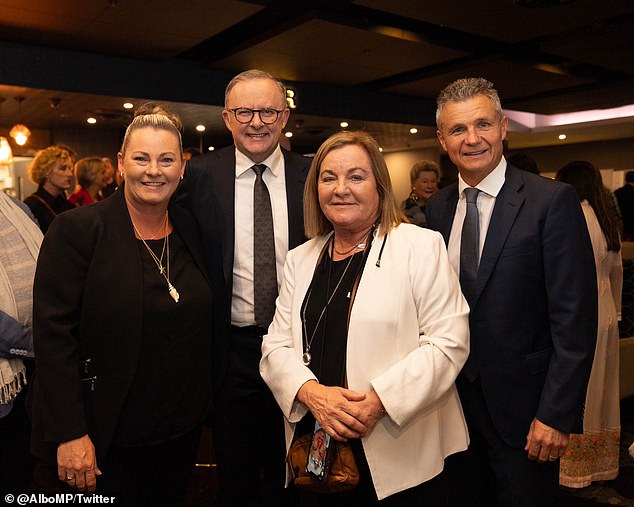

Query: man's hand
left=524, top=418, right=569, bottom=463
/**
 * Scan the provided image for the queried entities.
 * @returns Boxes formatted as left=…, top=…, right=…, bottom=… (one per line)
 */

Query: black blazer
left=426, top=165, right=598, bottom=447
left=180, top=145, right=310, bottom=392
left=29, top=189, right=212, bottom=465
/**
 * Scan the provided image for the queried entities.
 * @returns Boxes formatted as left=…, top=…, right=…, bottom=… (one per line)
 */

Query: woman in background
left=556, top=160, right=622, bottom=488
left=401, top=160, right=440, bottom=227
left=68, top=157, right=107, bottom=206
left=23, top=146, right=76, bottom=233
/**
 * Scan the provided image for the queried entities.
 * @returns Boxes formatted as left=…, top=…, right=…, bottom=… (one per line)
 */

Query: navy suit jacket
left=180, top=145, right=310, bottom=393
left=426, top=164, right=597, bottom=447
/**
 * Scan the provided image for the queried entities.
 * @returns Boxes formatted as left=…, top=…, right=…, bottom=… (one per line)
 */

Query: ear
left=279, top=108, right=291, bottom=129
left=500, top=115, right=508, bottom=141
left=222, top=109, right=232, bottom=131
left=436, top=129, right=448, bottom=152
left=117, top=152, right=125, bottom=174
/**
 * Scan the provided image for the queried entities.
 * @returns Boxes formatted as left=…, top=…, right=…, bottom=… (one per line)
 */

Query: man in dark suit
left=182, top=69, right=310, bottom=506
left=426, top=77, right=597, bottom=506
left=615, top=170, right=634, bottom=240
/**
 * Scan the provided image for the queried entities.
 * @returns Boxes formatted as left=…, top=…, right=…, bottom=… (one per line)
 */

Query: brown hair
left=304, top=130, right=404, bottom=238
left=75, top=157, right=106, bottom=188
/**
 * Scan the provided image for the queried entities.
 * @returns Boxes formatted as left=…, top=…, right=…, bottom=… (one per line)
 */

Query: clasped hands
left=57, top=434, right=101, bottom=492
left=297, top=380, right=385, bottom=441
left=524, top=417, right=569, bottom=463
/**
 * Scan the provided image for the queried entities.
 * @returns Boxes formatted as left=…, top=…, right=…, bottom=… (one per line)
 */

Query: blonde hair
left=410, top=160, right=440, bottom=185
left=304, top=130, right=404, bottom=238
left=120, top=102, right=183, bottom=157
left=28, top=146, right=73, bottom=185
left=75, top=157, right=106, bottom=188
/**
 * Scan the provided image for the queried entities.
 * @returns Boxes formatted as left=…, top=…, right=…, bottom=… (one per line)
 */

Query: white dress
left=560, top=201, right=623, bottom=487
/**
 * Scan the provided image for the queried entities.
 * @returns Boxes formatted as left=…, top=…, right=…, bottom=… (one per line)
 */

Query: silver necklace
left=333, top=232, right=369, bottom=256
left=301, top=240, right=356, bottom=366
left=132, top=212, right=180, bottom=303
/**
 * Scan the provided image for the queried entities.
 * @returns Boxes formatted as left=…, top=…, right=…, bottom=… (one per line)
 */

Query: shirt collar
left=235, top=145, right=283, bottom=178
left=458, top=156, right=507, bottom=198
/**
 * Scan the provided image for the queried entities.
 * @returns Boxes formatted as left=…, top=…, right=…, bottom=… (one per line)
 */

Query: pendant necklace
left=301, top=237, right=356, bottom=366
left=132, top=212, right=180, bottom=303
left=333, top=232, right=369, bottom=256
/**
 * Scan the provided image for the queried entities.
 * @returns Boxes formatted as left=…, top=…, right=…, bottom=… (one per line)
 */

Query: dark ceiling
left=0, top=0, right=633, bottom=153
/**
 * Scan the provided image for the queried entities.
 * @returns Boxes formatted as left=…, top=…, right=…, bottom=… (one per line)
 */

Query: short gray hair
left=224, top=69, right=287, bottom=108
left=436, top=77, right=503, bottom=129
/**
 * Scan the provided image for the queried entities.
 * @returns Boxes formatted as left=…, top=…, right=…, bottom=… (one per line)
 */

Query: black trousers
left=97, top=425, right=202, bottom=506
left=445, top=377, right=559, bottom=507
left=212, top=325, right=288, bottom=507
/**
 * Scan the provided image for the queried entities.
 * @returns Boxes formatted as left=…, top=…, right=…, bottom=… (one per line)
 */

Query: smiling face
left=222, top=78, right=290, bottom=164
left=118, top=127, right=185, bottom=211
left=318, top=144, right=380, bottom=236
left=412, top=170, right=439, bottom=200
left=437, top=94, right=508, bottom=187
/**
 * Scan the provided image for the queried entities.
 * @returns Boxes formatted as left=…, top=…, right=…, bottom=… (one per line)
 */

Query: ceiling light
left=409, top=128, right=418, bottom=134
left=285, top=132, right=293, bottom=138
left=123, top=102, right=134, bottom=109
left=10, top=97, right=30, bottom=146
left=379, top=147, right=384, bottom=152
left=87, top=117, right=97, bottom=124
left=0, top=137, right=13, bottom=164
left=558, top=134, right=567, bottom=140
left=340, top=121, right=349, bottom=128
left=195, top=125, right=206, bottom=132
left=208, top=146, right=215, bottom=151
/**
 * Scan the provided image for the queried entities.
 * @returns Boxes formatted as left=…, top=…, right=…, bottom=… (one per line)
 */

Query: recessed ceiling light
left=340, top=121, right=349, bottom=128
left=409, top=128, right=418, bottom=134
left=285, top=132, right=293, bottom=138
left=558, top=133, right=567, bottom=140
left=195, top=125, right=206, bottom=132
left=208, top=146, right=215, bottom=151
left=123, top=102, right=133, bottom=109
left=87, top=117, right=97, bottom=124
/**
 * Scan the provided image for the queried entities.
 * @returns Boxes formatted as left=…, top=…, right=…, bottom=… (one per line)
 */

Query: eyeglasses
left=227, top=107, right=284, bottom=125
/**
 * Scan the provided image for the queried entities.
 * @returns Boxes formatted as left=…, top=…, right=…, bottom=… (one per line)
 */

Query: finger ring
left=65, top=476, right=73, bottom=481
left=549, top=456, right=557, bottom=461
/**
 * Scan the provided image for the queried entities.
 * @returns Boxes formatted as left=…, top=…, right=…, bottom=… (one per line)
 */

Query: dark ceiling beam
left=0, top=39, right=438, bottom=126
left=178, top=0, right=349, bottom=65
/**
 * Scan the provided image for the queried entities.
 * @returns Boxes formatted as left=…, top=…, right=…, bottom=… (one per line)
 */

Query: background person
left=23, top=146, right=76, bottom=233
left=401, top=160, right=440, bottom=227
left=68, top=157, right=107, bottom=206
left=181, top=69, right=310, bottom=506
left=260, top=131, right=470, bottom=506
left=426, top=77, right=597, bottom=506
left=29, top=103, right=214, bottom=505
left=101, top=156, right=118, bottom=198
left=0, top=191, right=42, bottom=493
left=556, top=161, right=622, bottom=488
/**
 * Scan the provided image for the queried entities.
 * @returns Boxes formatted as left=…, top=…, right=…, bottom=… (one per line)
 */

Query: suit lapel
left=435, top=185, right=459, bottom=246
left=216, top=148, right=237, bottom=289
left=474, top=167, right=524, bottom=305
left=283, top=149, right=308, bottom=248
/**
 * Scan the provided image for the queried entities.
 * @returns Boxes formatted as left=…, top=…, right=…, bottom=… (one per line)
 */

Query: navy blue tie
left=460, top=187, right=480, bottom=381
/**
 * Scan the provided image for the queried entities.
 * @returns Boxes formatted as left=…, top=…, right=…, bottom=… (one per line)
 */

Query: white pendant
left=168, top=283, right=180, bottom=303
left=302, top=352, right=312, bottom=366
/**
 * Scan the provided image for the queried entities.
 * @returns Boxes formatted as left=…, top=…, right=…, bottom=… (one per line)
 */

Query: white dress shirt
left=448, top=157, right=507, bottom=277
left=232, top=145, right=289, bottom=327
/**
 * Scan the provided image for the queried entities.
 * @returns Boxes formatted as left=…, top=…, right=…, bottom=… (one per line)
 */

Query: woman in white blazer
left=260, top=131, right=470, bottom=505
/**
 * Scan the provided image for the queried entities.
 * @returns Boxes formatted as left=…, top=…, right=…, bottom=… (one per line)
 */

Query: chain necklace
left=333, top=230, right=370, bottom=256
left=301, top=237, right=356, bottom=366
left=132, top=212, right=180, bottom=303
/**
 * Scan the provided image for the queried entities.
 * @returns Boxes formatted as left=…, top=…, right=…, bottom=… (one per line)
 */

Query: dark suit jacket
left=179, top=145, right=310, bottom=393
left=426, top=164, right=597, bottom=448
left=29, top=189, right=212, bottom=465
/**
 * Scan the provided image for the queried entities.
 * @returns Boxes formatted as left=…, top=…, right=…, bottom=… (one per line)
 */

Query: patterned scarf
left=0, top=191, right=42, bottom=410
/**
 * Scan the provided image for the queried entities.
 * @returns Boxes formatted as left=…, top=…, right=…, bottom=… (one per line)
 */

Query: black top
left=23, top=186, right=76, bottom=233
left=297, top=245, right=367, bottom=436
left=112, top=230, right=213, bottom=446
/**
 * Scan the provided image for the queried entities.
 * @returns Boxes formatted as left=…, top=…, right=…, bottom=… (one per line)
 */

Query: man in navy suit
left=426, top=77, right=597, bottom=506
left=182, top=70, right=310, bottom=506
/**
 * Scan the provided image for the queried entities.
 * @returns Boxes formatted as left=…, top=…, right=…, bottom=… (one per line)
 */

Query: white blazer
left=260, top=223, right=470, bottom=500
